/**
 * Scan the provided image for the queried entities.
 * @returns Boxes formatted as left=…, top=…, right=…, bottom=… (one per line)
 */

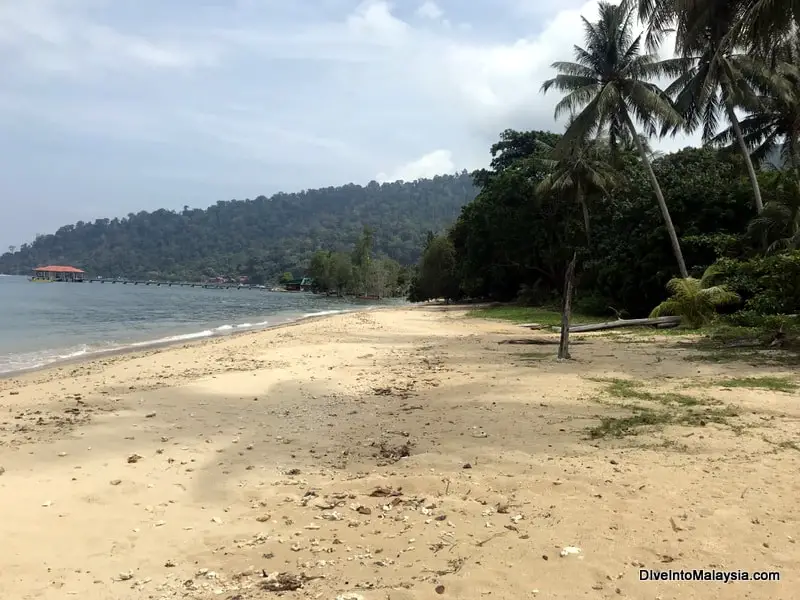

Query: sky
left=0, top=0, right=701, bottom=248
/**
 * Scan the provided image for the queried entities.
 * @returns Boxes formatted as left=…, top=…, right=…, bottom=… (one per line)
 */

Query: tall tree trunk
left=624, top=113, right=689, bottom=278
left=726, top=104, right=764, bottom=214
left=579, top=194, right=591, bottom=247
left=558, top=251, right=578, bottom=360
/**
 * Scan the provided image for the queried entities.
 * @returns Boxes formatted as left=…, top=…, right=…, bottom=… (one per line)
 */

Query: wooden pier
left=86, top=279, right=264, bottom=290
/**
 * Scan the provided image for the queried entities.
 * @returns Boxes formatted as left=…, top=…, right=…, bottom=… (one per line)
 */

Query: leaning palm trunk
left=580, top=196, right=591, bottom=247
left=624, top=113, right=689, bottom=278
left=726, top=105, right=764, bottom=214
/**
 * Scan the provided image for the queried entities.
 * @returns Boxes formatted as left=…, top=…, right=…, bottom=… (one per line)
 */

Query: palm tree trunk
left=623, top=113, right=689, bottom=278
left=558, top=250, right=578, bottom=360
left=726, top=105, right=764, bottom=214
left=579, top=187, right=591, bottom=247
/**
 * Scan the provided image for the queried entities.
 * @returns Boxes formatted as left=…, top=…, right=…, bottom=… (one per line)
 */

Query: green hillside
left=0, top=173, right=477, bottom=282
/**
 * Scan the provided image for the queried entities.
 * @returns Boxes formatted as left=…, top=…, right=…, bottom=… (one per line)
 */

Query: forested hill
left=0, top=173, right=477, bottom=281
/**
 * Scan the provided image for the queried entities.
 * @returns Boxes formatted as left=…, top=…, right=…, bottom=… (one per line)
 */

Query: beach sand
left=0, top=305, right=798, bottom=599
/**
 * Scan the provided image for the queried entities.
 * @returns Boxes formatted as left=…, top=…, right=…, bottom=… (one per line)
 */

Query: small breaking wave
left=0, top=309, right=356, bottom=376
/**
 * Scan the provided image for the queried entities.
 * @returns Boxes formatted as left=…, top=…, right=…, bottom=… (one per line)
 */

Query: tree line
left=410, top=0, right=800, bottom=353
left=307, top=226, right=412, bottom=297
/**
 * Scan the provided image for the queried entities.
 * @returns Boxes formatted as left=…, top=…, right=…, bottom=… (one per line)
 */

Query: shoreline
left=0, top=304, right=395, bottom=382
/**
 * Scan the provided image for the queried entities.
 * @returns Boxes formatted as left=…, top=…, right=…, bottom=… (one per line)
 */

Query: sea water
left=0, top=276, right=391, bottom=375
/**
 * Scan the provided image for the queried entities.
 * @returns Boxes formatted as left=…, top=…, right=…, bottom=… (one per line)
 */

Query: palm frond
left=649, top=298, right=681, bottom=318
left=766, top=235, right=800, bottom=253
left=626, top=80, right=683, bottom=134
left=697, top=285, right=740, bottom=306
left=552, top=85, right=600, bottom=120
left=549, top=61, right=597, bottom=78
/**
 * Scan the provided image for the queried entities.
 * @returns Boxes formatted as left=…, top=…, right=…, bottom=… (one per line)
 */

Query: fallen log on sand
left=566, top=316, right=681, bottom=332
left=520, top=315, right=681, bottom=333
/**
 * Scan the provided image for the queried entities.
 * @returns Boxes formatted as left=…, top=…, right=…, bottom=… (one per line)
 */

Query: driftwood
left=519, top=316, right=681, bottom=332
left=565, top=316, right=681, bottom=333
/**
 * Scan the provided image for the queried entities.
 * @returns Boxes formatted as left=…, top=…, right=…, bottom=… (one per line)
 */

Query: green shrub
left=649, top=276, right=739, bottom=329
left=712, top=252, right=800, bottom=315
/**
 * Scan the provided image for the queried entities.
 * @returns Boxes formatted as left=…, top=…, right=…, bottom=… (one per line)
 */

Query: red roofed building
left=31, top=265, right=86, bottom=282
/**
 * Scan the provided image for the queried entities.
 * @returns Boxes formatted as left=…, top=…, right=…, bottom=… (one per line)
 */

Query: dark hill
left=0, top=173, right=477, bottom=281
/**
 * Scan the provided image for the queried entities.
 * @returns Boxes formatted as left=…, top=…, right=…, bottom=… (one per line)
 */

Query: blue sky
left=0, top=0, right=699, bottom=248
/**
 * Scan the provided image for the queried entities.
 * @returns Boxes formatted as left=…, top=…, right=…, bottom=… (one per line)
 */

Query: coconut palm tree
left=738, top=0, right=800, bottom=53
left=639, top=1, right=766, bottom=213
left=638, top=0, right=797, bottom=76
left=541, top=0, right=688, bottom=277
left=534, top=135, right=618, bottom=245
left=710, top=45, right=800, bottom=174
left=746, top=172, right=800, bottom=253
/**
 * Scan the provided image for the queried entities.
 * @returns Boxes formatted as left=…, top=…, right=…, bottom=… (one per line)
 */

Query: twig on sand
left=476, top=531, right=509, bottom=547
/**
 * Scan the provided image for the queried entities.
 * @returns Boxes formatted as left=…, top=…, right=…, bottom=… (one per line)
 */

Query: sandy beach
left=0, top=305, right=797, bottom=600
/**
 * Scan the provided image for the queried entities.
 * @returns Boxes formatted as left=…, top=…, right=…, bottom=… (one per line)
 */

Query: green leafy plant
left=649, top=271, right=740, bottom=329
left=712, top=251, right=800, bottom=315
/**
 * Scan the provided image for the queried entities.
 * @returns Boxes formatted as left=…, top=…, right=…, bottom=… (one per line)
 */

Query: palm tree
left=649, top=269, right=740, bottom=328
left=746, top=172, right=800, bottom=252
left=534, top=134, right=618, bottom=245
left=541, top=0, right=689, bottom=277
left=639, top=1, right=766, bottom=213
left=535, top=134, right=619, bottom=358
left=737, top=0, right=800, bottom=53
left=710, top=42, right=800, bottom=175
left=638, top=0, right=797, bottom=53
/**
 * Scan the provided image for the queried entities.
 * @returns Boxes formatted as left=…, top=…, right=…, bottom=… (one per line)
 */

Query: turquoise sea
left=0, top=275, right=390, bottom=375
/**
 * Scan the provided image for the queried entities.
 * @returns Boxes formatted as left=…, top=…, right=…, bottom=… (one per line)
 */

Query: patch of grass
left=628, top=326, right=706, bottom=338
left=466, top=305, right=599, bottom=326
left=594, top=377, right=643, bottom=399
left=590, top=377, right=703, bottom=406
left=589, top=405, right=738, bottom=439
left=605, top=336, right=654, bottom=344
left=685, top=349, right=800, bottom=367
left=586, top=377, right=736, bottom=439
left=714, top=376, right=798, bottom=392
left=680, top=322, right=800, bottom=366
left=589, top=409, right=670, bottom=438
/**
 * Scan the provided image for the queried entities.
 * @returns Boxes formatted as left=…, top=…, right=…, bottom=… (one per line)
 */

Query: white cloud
left=0, top=0, right=703, bottom=245
left=376, top=150, right=456, bottom=182
left=415, top=1, right=444, bottom=20
left=0, top=0, right=219, bottom=75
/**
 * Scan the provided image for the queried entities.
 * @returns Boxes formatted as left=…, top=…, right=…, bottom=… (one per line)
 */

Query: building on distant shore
left=284, top=277, right=313, bottom=291
left=31, top=265, right=86, bottom=282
